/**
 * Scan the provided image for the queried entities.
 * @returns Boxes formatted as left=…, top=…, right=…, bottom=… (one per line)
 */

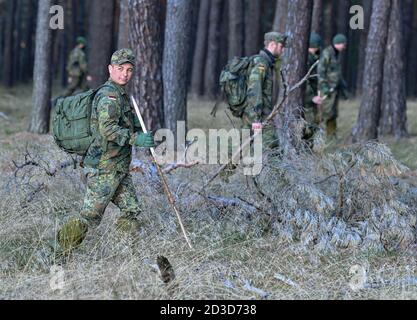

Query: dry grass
left=0, top=86, right=416, bottom=300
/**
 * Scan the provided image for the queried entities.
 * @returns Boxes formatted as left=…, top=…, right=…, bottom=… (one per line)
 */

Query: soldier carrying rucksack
left=219, top=31, right=287, bottom=149
left=53, top=48, right=156, bottom=255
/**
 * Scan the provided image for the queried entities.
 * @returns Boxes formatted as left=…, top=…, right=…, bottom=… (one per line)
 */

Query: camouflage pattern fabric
left=80, top=170, right=141, bottom=226
left=63, top=46, right=89, bottom=97
left=242, top=49, right=278, bottom=149
left=58, top=79, right=142, bottom=252
left=318, top=45, right=344, bottom=136
left=303, top=51, right=321, bottom=143
left=83, top=80, right=141, bottom=173
left=111, top=48, right=135, bottom=66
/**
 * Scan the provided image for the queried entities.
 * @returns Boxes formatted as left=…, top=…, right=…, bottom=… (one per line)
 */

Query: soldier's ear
left=108, top=65, right=113, bottom=74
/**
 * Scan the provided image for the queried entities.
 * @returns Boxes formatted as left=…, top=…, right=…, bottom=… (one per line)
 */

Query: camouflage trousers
left=303, top=100, right=321, bottom=145
left=57, top=170, right=141, bottom=254
left=62, top=75, right=88, bottom=97
left=321, top=91, right=339, bottom=137
left=80, top=170, right=141, bottom=226
left=241, top=114, right=278, bottom=150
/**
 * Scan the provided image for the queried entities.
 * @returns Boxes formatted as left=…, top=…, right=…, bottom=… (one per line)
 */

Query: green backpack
left=219, top=56, right=254, bottom=117
left=52, top=85, right=109, bottom=156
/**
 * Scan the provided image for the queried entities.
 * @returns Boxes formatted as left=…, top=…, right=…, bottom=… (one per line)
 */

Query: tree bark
left=311, top=0, right=323, bottom=34
left=88, top=0, right=116, bottom=88
left=163, top=0, right=193, bottom=133
left=276, top=0, right=313, bottom=151
left=204, top=0, right=224, bottom=99
left=405, top=0, right=417, bottom=97
left=228, top=0, right=244, bottom=59
left=356, top=0, right=373, bottom=96
left=336, top=0, right=350, bottom=79
left=244, top=0, right=261, bottom=56
left=118, top=0, right=130, bottom=49
left=129, top=0, right=165, bottom=130
left=190, top=0, right=210, bottom=96
left=29, top=0, right=53, bottom=134
left=3, top=0, right=16, bottom=87
left=273, top=0, right=288, bottom=33
left=380, top=0, right=407, bottom=138
left=351, top=0, right=392, bottom=143
left=322, top=0, right=336, bottom=47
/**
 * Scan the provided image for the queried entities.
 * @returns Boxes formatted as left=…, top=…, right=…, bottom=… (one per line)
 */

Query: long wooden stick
left=130, top=96, right=193, bottom=249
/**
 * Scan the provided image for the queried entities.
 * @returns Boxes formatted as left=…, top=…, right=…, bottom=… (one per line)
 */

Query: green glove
left=134, top=132, right=156, bottom=148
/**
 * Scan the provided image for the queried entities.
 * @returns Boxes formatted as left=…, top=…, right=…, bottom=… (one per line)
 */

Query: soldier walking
left=57, top=49, right=155, bottom=254
left=62, top=36, right=92, bottom=97
left=314, top=34, right=349, bottom=138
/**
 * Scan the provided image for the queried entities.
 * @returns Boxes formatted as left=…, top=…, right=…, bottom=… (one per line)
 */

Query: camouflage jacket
left=318, top=45, right=344, bottom=96
left=306, top=51, right=320, bottom=101
left=243, top=49, right=275, bottom=123
left=66, top=47, right=88, bottom=78
left=83, top=80, right=141, bottom=173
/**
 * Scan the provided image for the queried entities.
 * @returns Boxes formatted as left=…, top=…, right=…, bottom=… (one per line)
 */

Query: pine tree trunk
left=406, top=0, right=417, bottom=97
left=380, top=0, right=407, bottom=138
left=204, top=0, right=223, bottom=99
left=276, top=0, right=313, bottom=151
left=129, top=0, right=165, bottom=130
left=3, top=0, right=16, bottom=87
left=118, top=0, right=130, bottom=49
left=311, top=0, right=323, bottom=34
left=352, top=0, right=392, bottom=143
left=29, top=0, right=53, bottom=134
left=190, top=0, right=210, bottom=96
left=356, top=0, right=373, bottom=96
left=88, top=0, right=116, bottom=88
left=273, top=0, right=288, bottom=33
left=336, top=0, right=350, bottom=79
left=163, top=0, right=193, bottom=133
left=244, top=0, right=261, bottom=56
left=228, top=0, right=244, bottom=59
left=322, top=0, right=336, bottom=47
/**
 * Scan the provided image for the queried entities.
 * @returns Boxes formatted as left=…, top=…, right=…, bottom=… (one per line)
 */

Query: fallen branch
left=0, top=111, right=10, bottom=121
left=162, top=161, right=200, bottom=174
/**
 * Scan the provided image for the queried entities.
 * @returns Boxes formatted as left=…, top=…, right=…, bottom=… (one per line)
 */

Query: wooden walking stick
left=130, top=96, right=193, bottom=249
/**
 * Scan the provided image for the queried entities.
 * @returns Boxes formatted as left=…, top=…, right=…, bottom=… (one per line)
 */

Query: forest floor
left=0, top=84, right=416, bottom=300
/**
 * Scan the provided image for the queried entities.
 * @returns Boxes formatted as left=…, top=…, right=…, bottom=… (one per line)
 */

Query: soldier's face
left=334, top=43, right=347, bottom=52
left=108, top=63, right=134, bottom=86
left=272, top=42, right=285, bottom=57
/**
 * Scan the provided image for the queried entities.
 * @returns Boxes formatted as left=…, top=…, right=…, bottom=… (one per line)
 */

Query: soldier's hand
left=134, top=132, right=156, bottom=148
left=312, top=96, right=323, bottom=105
left=252, top=123, right=262, bottom=130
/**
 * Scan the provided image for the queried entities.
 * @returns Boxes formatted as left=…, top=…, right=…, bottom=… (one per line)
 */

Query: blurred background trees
left=0, top=0, right=414, bottom=139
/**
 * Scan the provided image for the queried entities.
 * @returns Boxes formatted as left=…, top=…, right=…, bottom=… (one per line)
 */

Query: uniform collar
left=259, top=48, right=277, bottom=68
left=107, top=79, right=127, bottom=95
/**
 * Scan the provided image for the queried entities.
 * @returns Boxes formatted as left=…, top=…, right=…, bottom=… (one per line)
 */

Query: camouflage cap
left=309, top=32, right=322, bottom=48
left=333, top=34, right=348, bottom=45
left=264, top=31, right=287, bottom=46
left=76, top=36, right=86, bottom=45
left=111, top=48, right=135, bottom=66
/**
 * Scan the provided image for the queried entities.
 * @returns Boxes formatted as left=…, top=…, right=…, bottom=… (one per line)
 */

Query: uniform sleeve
left=318, top=51, right=331, bottom=96
left=78, top=51, right=88, bottom=74
left=96, top=95, right=131, bottom=146
left=245, top=61, right=267, bottom=123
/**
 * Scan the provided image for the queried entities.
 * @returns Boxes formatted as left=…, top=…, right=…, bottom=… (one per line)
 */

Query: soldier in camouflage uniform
left=303, top=32, right=322, bottom=146
left=57, top=49, right=155, bottom=254
left=314, top=34, right=348, bottom=138
left=62, top=36, right=92, bottom=97
left=242, top=31, right=287, bottom=149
